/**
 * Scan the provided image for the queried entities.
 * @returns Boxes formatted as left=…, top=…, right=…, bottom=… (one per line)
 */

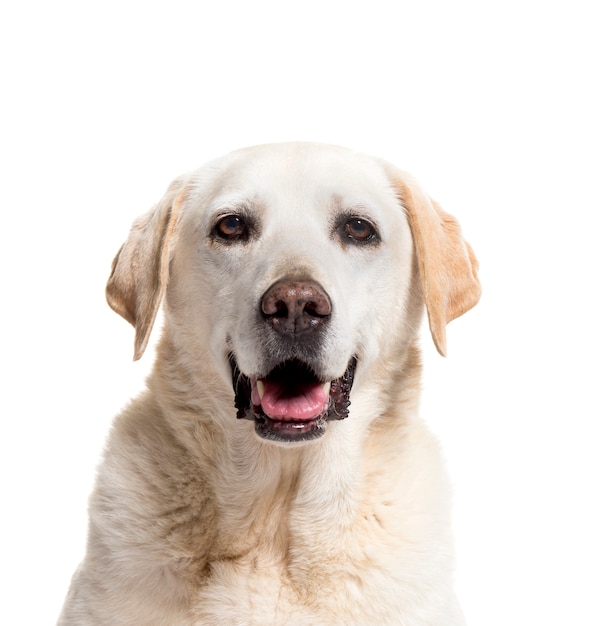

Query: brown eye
left=342, top=217, right=377, bottom=243
left=215, top=215, right=248, bottom=241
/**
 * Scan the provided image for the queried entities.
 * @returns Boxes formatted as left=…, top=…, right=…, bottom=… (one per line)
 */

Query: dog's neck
left=148, top=331, right=423, bottom=558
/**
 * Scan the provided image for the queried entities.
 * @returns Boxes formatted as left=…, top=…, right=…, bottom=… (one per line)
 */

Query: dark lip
left=254, top=414, right=328, bottom=442
left=229, top=355, right=357, bottom=443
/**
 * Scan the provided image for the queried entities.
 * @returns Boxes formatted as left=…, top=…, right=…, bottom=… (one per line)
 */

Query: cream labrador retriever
left=59, top=142, right=480, bottom=625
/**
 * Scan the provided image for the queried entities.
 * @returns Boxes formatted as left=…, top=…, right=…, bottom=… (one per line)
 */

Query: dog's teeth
left=323, top=382, right=331, bottom=396
left=257, top=380, right=265, bottom=400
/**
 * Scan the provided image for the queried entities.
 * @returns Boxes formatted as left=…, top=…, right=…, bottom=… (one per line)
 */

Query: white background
left=1, top=1, right=604, bottom=624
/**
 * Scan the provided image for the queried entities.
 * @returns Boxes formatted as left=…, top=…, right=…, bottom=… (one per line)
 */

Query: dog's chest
left=191, top=557, right=316, bottom=624
left=182, top=504, right=412, bottom=625
left=189, top=554, right=400, bottom=625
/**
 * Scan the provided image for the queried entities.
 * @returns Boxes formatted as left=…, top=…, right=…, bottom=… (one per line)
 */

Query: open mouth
left=229, top=356, right=357, bottom=443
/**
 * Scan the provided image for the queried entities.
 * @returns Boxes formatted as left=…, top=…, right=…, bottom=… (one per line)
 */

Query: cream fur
left=59, top=142, right=479, bottom=625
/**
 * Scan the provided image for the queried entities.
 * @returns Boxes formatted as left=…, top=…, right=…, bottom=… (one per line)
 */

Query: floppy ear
left=394, top=176, right=481, bottom=356
left=106, top=180, right=188, bottom=360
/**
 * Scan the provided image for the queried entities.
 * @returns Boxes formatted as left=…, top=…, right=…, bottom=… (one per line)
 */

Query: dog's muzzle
left=230, top=356, right=357, bottom=443
left=229, top=277, right=357, bottom=442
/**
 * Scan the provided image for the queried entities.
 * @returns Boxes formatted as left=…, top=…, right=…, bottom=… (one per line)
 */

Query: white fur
left=59, top=143, right=478, bottom=625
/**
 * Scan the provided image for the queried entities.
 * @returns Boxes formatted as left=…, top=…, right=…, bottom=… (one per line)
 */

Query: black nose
left=261, top=279, right=332, bottom=335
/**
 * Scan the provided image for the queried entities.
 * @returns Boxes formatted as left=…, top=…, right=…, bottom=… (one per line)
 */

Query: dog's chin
left=229, top=355, right=357, bottom=444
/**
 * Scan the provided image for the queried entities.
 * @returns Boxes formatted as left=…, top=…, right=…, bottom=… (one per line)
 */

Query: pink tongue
left=255, top=379, right=329, bottom=421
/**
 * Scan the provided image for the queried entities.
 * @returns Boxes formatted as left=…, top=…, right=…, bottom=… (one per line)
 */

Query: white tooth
left=323, top=382, right=331, bottom=397
left=257, top=380, right=265, bottom=400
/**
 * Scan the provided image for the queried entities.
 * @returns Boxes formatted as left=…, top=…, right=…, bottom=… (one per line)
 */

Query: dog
left=58, top=142, right=480, bottom=625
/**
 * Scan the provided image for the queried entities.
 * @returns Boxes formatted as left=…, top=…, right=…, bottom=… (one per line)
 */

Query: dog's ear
left=394, top=176, right=481, bottom=356
left=106, top=180, right=188, bottom=360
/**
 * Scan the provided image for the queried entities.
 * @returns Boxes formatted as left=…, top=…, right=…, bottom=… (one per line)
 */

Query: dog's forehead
left=193, top=143, right=398, bottom=214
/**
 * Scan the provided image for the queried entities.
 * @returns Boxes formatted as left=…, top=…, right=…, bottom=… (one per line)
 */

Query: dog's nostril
left=304, top=300, right=327, bottom=317
left=271, top=300, right=289, bottom=318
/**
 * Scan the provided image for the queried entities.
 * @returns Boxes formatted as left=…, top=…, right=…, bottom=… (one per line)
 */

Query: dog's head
left=106, top=143, right=480, bottom=444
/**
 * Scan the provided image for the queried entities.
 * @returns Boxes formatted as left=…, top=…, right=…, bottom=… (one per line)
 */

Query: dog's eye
left=214, top=215, right=249, bottom=241
left=341, top=217, right=378, bottom=244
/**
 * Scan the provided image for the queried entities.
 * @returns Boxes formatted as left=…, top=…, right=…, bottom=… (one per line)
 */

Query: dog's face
left=170, top=144, right=417, bottom=442
left=106, top=143, right=480, bottom=445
